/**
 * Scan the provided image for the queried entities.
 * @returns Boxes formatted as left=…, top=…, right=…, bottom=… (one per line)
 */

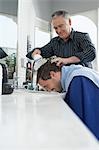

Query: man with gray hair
left=26, top=10, right=96, bottom=68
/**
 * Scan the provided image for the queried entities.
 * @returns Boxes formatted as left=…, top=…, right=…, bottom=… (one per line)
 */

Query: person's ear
left=69, top=18, right=71, bottom=25
left=50, top=71, right=56, bottom=78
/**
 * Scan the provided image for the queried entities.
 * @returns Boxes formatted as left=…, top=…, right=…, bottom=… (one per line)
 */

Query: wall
left=0, top=0, right=17, bottom=16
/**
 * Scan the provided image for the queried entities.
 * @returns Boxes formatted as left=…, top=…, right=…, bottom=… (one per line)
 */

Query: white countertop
left=0, top=89, right=98, bottom=150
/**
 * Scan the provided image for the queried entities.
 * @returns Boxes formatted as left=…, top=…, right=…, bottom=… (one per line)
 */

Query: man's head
left=37, top=61, right=62, bottom=92
left=51, top=10, right=71, bottom=41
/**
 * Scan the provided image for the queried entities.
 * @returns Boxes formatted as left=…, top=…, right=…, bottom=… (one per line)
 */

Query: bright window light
left=35, top=27, right=50, bottom=47
left=0, top=15, right=17, bottom=48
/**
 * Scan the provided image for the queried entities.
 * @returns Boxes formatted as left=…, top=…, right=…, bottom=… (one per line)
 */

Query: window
left=0, top=15, right=17, bottom=48
left=34, top=27, right=50, bottom=47
left=0, top=15, right=17, bottom=79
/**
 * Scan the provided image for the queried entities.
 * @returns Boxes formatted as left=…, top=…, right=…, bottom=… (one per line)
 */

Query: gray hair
left=51, top=10, right=70, bottom=19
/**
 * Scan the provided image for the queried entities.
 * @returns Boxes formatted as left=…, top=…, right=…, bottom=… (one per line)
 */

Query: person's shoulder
left=50, top=36, right=60, bottom=44
left=51, top=36, right=59, bottom=41
left=74, top=30, right=88, bottom=36
left=73, top=30, right=89, bottom=40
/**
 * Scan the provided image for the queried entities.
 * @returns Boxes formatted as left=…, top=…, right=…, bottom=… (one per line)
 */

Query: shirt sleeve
left=26, top=47, right=40, bottom=59
left=74, top=33, right=96, bottom=63
left=40, top=40, right=54, bottom=58
left=26, top=39, right=55, bottom=60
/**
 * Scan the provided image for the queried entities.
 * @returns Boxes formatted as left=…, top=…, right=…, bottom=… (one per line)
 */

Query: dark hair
left=51, top=10, right=70, bottom=19
left=37, top=61, right=61, bottom=83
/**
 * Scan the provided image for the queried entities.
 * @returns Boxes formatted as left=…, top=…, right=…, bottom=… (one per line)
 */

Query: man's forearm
left=66, top=56, right=80, bottom=64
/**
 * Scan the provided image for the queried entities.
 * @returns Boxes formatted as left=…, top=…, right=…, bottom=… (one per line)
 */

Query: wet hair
left=51, top=10, right=70, bottom=19
left=37, top=61, right=61, bottom=83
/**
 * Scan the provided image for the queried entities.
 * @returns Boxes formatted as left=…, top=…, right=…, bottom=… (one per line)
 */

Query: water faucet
left=31, top=61, right=38, bottom=91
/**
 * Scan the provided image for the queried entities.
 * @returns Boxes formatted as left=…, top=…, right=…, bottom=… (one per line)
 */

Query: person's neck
left=63, top=35, right=70, bottom=42
left=63, top=28, right=72, bottom=42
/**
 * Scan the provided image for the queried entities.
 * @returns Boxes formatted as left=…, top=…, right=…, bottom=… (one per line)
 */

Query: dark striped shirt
left=26, top=29, right=96, bottom=68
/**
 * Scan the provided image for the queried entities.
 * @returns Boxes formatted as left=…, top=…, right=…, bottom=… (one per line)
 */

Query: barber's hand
left=51, top=57, right=68, bottom=66
left=32, top=49, right=41, bottom=58
left=51, top=56, right=80, bottom=66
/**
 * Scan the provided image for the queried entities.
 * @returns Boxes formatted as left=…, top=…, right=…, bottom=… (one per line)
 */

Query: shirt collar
left=69, top=28, right=74, bottom=40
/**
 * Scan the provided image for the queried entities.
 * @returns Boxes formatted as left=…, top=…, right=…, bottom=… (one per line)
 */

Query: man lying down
left=36, top=61, right=99, bottom=140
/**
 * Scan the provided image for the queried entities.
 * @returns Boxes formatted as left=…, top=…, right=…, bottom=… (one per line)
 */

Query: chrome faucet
left=31, top=61, right=38, bottom=91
